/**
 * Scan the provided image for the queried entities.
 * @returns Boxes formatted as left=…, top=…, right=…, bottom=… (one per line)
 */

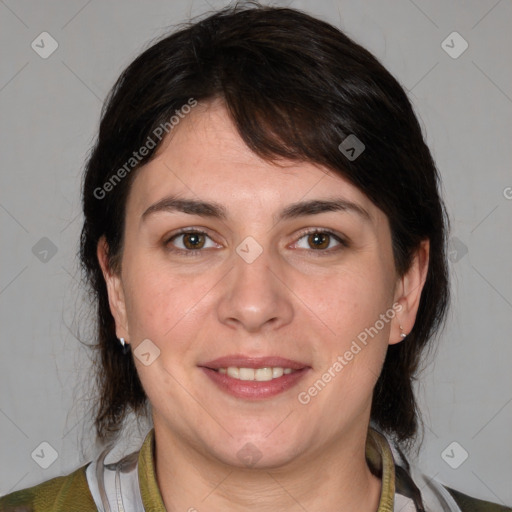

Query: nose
left=216, top=242, right=294, bottom=333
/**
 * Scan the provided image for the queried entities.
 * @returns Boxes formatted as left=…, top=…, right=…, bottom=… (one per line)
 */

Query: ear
left=96, top=235, right=130, bottom=342
left=389, top=239, right=430, bottom=345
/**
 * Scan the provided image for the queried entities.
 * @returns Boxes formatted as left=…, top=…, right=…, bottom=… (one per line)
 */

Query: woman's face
left=99, top=99, right=427, bottom=469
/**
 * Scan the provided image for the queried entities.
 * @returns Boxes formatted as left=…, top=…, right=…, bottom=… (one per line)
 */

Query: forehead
left=126, top=100, right=380, bottom=223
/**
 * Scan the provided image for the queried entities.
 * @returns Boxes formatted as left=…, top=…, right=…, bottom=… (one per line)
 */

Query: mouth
left=198, top=355, right=311, bottom=399
left=208, top=366, right=300, bottom=381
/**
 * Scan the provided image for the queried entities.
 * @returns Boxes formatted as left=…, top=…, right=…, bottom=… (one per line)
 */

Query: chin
left=206, top=435, right=304, bottom=470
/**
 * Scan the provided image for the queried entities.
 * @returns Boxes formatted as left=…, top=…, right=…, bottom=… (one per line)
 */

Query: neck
left=153, top=418, right=382, bottom=512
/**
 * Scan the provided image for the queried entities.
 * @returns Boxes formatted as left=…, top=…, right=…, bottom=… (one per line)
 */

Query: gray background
left=1, top=0, right=511, bottom=505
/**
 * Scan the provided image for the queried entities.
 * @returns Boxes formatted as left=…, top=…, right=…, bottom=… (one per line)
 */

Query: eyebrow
left=141, top=195, right=371, bottom=224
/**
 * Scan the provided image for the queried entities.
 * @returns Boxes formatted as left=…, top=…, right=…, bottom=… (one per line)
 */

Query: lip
left=200, top=366, right=311, bottom=399
left=199, top=355, right=309, bottom=370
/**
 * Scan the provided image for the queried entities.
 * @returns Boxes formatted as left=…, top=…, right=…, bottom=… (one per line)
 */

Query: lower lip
left=200, top=367, right=310, bottom=399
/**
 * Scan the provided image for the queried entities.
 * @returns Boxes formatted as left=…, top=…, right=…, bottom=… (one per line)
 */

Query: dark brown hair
left=79, top=2, right=449, bottom=450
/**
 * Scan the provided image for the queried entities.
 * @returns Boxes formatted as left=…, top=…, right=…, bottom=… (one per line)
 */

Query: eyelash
left=164, top=227, right=349, bottom=257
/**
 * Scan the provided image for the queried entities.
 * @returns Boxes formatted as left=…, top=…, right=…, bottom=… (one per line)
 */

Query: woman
left=1, top=3, right=510, bottom=511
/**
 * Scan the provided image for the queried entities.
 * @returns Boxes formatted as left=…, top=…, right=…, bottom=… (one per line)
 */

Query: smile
left=213, top=367, right=298, bottom=381
left=200, top=366, right=309, bottom=399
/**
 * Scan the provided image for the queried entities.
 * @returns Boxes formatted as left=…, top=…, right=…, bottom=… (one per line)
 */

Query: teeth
left=216, top=367, right=298, bottom=381
left=273, top=367, right=284, bottom=378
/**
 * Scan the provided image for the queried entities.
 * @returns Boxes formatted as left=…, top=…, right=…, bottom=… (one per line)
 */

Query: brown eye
left=182, top=232, right=206, bottom=250
left=307, top=232, right=330, bottom=250
left=166, top=229, right=217, bottom=254
left=293, top=229, right=348, bottom=255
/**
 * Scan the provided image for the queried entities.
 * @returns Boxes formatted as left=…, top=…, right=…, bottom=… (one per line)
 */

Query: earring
left=119, top=337, right=131, bottom=354
left=399, top=325, right=407, bottom=339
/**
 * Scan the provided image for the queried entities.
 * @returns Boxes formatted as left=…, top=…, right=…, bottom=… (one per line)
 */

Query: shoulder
left=0, top=464, right=97, bottom=512
left=444, top=485, right=512, bottom=512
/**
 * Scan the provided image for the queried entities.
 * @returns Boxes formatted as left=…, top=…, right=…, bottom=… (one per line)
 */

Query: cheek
left=297, top=264, right=393, bottom=339
left=296, top=263, right=394, bottom=396
left=121, top=255, right=218, bottom=344
left=120, top=250, right=175, bottom=331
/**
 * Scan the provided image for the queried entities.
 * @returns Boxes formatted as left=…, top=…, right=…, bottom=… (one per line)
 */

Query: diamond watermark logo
left=441, top=32, right=468, bottom=59
left=236, top=442, right=263, bottom=467
left=448, top=236, right=468, bottom=263
left=31, top=32, right=59, bottom=59
left=338, top=134, right=365, bottom=161
left=31, top=441, right=58, bottom=469
left=134, top=338, right=161, bottom=366
left=32, top=237, right=58, bottom=263
left=236, top=236, right=263, bottom=264
left=441, top=441, right=469, bottom=469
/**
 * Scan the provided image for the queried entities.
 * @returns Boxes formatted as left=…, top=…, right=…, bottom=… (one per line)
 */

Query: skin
left=97, top=98, right=429, bottom=512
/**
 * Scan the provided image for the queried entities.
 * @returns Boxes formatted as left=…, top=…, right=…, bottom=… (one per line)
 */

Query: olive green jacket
left=1, top=427, right=510, bottom=511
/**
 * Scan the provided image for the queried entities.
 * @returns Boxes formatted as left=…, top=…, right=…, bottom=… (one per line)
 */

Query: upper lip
left=199, top=355, right=309, bottom=370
